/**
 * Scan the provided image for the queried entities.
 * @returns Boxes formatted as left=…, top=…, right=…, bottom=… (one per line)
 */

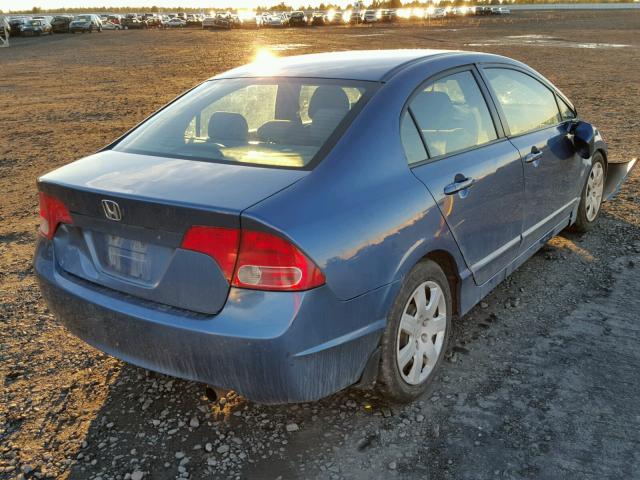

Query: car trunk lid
left=38, top=150, right=307, bottom=314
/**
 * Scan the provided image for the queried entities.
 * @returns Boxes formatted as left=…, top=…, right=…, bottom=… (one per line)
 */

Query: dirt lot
left=1, top=9, right=639, bottom=480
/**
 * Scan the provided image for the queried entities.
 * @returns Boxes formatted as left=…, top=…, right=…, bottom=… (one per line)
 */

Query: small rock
left=130, top=471, right=144, bottom=480
left=175, top=451, right=185, bottom=459
left=388, top=461, right=397, bottom=470
left=217, top=445, right=229, bottom=454
left=285, top=423, right=300, bottom=432
left=205, top=443, right=213, bottom=452
left=189, top=417, right=199, bottom=428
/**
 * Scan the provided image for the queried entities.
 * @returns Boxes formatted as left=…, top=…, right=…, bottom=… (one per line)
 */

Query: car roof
left=212, top=49, right=509, bottom=82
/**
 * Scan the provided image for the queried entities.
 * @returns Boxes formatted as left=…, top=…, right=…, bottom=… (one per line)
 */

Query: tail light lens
left=232, top=230, right=325, bottom=291
left=38, top=192, right=72, bottom=240
left=181, top=226, right=325, bottom=291
left=181, top=226, right=240, bottom=283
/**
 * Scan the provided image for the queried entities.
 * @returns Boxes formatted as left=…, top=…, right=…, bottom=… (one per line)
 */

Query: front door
left=482, top=67, right=584, bottom=248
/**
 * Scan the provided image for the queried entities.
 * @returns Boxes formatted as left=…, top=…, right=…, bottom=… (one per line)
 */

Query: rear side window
left=114, top=78, right=374, bottom=169
left=408, top=70, right=498, bottom=157
left=400, top=112, right=428, bottom=164
left=484, top=68, right=561, bottom=136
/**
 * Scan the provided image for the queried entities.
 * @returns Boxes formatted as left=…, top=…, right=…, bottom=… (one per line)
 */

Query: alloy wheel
left=585, top=161, right=604, bottom=222
left=396, top=281, right=447, bottom=385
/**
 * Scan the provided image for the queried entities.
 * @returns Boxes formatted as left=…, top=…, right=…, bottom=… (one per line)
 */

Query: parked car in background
left=9, top=17, right=29, bottom=36
left=107, top=15, right=122, bottom=25
left=238, top=12, right=260, bottom=28
left=363, top=9, right=378, bottom=23
left=185, top=14, right=202, bottom=28
left=378, top=9, right=395, bottom=22
left=266, top=13, right=287, bottom=27
left=345, top=9, right=363, bottom=24
left=69, top=14, right=102, bottom=33
left=122, top=14, right=147, bottom=29
left=32, top=15, right=54, bottom=24
left=202, top=16, right=216, bottom=29
left=165, top=17, right=186, bottom=28
left=327, top=9, right=344, bottom=24
left=289, top=11, right=308, bottom=27
left=311, top=11, right=328, bottom=26
left=20, top=19, right=52, bottom=36
left=102, top=21, right=122, bottom=30
left=145, top=15, right=164, bottom=28
left=51, top=15, right=73, bottom=33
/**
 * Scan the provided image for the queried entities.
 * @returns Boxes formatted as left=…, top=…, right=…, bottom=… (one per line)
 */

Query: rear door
left=406, top=67, right=524, bottom=286
left=480, top=66, right=583, bottom=249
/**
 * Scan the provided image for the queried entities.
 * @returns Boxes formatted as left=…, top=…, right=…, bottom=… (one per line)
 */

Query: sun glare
left=252, top=48, right=279, bottom=75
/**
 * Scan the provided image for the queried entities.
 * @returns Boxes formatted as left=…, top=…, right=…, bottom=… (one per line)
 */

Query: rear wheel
left=571, top=152, right=605, bottom=233
left=377, top=260, right=452, bottom=402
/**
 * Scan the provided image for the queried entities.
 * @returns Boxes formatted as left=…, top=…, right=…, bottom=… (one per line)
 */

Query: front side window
left=557, top=96, right=576, bottom=121
left=114, top=78, right=373, bottom=168
left=408, top=70, right=498, bottom=157
left=484, top=68, right=561, bottom=136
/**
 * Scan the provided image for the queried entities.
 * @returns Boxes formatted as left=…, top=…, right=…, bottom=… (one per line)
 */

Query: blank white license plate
left=106, top=235, right=150, bottom=280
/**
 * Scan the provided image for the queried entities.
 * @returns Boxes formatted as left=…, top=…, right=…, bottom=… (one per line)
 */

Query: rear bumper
left=35, top=238, right=391, bottom=403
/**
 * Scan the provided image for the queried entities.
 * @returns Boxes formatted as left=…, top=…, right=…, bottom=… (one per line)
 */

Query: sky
left=3, top=0, right=369, bottom=11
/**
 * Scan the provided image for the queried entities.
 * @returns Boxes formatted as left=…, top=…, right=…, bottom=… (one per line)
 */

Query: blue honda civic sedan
left=35, top=50, right=636, bottom=403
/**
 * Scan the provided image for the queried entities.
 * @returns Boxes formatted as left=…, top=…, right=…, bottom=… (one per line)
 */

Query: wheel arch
left=422, top=249, right=461, bottom=317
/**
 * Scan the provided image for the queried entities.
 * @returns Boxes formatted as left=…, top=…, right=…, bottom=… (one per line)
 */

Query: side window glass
left=484, top=68, right=562, bottom=136
left=557, top=96, right=576, bottom=121
left=401, top=111, right=428, bottom=165
left=409, top=70, right=497, bottom=157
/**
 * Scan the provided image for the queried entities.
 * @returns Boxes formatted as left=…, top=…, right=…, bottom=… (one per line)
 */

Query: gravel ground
left=1, top=10, right=639, bottom=480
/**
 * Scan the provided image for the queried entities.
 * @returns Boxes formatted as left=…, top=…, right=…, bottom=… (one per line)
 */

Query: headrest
left=257, top=120, right=302, bottom=144
left=308, top=86, right=350, bottom=120
left=411, top=91, right=456, bottom=129
left=208, top=112, right=248, bottom=144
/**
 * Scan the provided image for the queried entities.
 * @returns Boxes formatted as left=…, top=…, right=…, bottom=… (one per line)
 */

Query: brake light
left=232, top=230, right=325, bottom=291
left=181, top=226, right=240, bottom=282
left=180, top=226, right=325, bottom=291
left=38, top=192, right=72, bottom=240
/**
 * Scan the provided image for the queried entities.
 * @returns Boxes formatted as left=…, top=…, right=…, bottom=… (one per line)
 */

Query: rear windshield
left=113, top=78, right=375, bottom=169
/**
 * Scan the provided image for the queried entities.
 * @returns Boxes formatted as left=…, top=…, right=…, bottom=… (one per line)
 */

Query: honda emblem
left=101, top=199, right=122, bottom=221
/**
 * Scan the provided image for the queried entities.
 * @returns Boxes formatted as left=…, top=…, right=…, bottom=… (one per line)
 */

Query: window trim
left=400, top=64, right=507, bottom=167
left=476, top=63, right=574, bottom=140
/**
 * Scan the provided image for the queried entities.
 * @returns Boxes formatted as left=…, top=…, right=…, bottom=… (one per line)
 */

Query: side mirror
left=568, top=121, right=595, bottom=159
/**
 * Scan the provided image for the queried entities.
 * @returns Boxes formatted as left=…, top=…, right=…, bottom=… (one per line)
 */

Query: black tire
left=377, top=260, right=453, bottom=403
left=571, top=151, right=606, bottom=233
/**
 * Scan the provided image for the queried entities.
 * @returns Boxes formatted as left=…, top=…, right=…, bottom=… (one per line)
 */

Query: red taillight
left=181, top=226, right=240, bottom=283
left=38, top=192, right=72, bottom=240
left=232, top=230, right=325, bottom=291
left=180, top=226, right=325, bottom=291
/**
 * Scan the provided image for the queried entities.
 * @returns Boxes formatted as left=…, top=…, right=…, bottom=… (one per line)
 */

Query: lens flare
left=252, top=48, right=279, bottom=75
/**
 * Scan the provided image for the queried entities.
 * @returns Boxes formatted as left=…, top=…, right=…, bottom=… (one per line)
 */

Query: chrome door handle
left=444, top=176, right=475, bottom=195
left=524, top=147, right=544, bottom=163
